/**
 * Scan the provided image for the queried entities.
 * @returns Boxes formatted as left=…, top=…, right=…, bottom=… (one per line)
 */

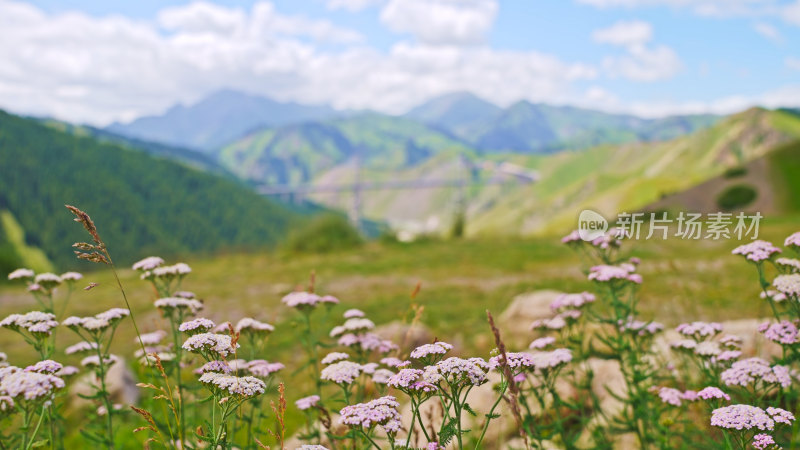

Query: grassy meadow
left=1, top=213, right=797, bottom=445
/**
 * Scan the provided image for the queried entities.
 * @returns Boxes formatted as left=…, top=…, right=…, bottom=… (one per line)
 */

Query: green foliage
left=768, top=140, right=800, bottom=212
left=0, top=210, right=53, bottom=275
left=0, top=109, right=306, bottom=269
left=285, top=214, right=362, bottom=254
left=723, top=166, right=748, bottom=178
left=716, top=184, right=758, bottom=210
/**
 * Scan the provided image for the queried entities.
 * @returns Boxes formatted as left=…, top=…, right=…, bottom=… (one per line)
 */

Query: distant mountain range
left=107, top=89, right=719, bottom=156
left=107, top=89, right=339, bottom=151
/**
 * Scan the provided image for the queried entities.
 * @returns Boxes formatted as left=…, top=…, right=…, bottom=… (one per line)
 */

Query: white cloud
left=785, top=1, right=800, bottom=25
left=753, top=22, right=781, bottom=41
left=602, top=45, right=682, bottom=81
left=592, top=20, right=652, bottom=47
left=593, top=21, right=681, bottom=81
left=0, top=0, right=597, bottom=125
left=326, top=0, right=384, bottom=12
left=787, top=57, right=800, bottom=71
left=577, top=0, right=780, bottom=17
left=379, top=0, right=498, bottom=45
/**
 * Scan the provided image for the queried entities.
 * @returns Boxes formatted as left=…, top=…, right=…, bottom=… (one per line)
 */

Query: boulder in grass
left=499, top=290, right=564, bottom=340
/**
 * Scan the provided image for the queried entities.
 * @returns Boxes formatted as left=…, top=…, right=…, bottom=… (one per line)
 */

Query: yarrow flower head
left=766, top=407, right=795, bottom=425
left=676, top=321, right=723, bottom=340
left=7, top=268, right=34, bottom=281
left=339, top=396, right=402, bottom=436
left=588, top=263, right=641, bottom=284
left=132, top=256, right=164, bottom=271
left=776, top=258, right=800, bottom=273
left=179, top=318, right=216, bottom=334
left=732, top=240, right=781, bottom=262
left=25, top=360, right=63, bottom=374
left=321, top=352, right=350, bottom=365
left=696, top=387, right=731, bottom=401
left=529, top=336, right=556, bottom=350
left=234, top=318, right=274, bottom=334
left=721, top=358, right=792, bottom=389
left=618, top=317, right=663, bottom=336
left=60, top=272, right=83, bottom=282
left=0, top=311, right=58, bottom=335
left=530, top=316, right=566, bottom=330
left=410, top=342, right=454, bottom=361
left=320, top=361, right=362, bottom=385
left=387, top=368, right=437, bottom=393
left=137, top=330, right=167, bottom=346
left=0, top=369, right=65, bottom=402
left=785, top=232, right=800, bottom=249
left=774, top=274, right=800, bottom=298
left=198, top=372, right=265, bottom=399
left=296, top=395, right=320, bottom=410
left=330, top=318, right=375, bottom=337
left=65, top=341, right=99, bottom=355
left=182, top=333, right=239, bottom=358
left=247, top=360, right=285, bottom=378
left=436, top=357, right=489, bottom=386
left=195, top=360, right=233, bottom=374
left=343, top=309, right=365, bottom=318
left=33, top=273, right=62, bottom=289
left=380, top=357, right=410, bottom=368
left=281, top=291, right=326, bottom=310
left=372, top=368, right=394, bottom=384
left=752, top=434, right=775, bottom=450
left=64, top=309, right=128, bottom=333
left=758, top=320, right=800, bottom=345
left=550, top=292, right=595, bottom=312
left=154, top=297, right=204, bottom=315
left=655, top=387, right=685, bottom=406
left=561, top=230, right=581, bottom=244
left=711, top=405, right=775, bottom=431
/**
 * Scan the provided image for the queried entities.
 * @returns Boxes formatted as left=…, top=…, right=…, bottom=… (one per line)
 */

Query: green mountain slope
left=218, top=113, right=474, bottom=185
left=466, top=107, right=800, bottom=235
left=0, top=109, right=307, bottom=270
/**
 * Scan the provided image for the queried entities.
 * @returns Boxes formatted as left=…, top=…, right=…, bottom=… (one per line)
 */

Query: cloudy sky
left=1, top=0, right=800, bottom=125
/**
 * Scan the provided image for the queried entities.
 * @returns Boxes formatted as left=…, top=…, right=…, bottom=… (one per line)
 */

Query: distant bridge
left=256, top=158, right=539, bottom=229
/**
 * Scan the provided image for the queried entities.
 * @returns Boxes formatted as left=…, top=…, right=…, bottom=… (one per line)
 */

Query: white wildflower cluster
left=234, top=318, right=275, bottom=334
left=198, top=372, right=265, bottom=398
left=25, top=360, right=63, bottom=374
left=330, top=318, right=375, bottom=337
left=435, top=357, right=489, bottom=386
left=320, top=361, right=363, bottom=385
left=132, top=256, right=165, bottom=271
left=179, top=317, right=216, bottom=334
left=154, top=297, right=204, bottom=315
left=65, top=341, right=99, bottom=355
left=64, top=308, right=129, bottom=332
left=410, top=342, right=454, bottom=361
left=281, top=291, right=339, bottom=310
left=7, top=268, right=34, bottom=281
left=60, top=272, right=83, bottom=282
left=0, top=311, right=59, bottom=336
left=774, top=274, right=800, bottom=298
left=339, top=396, right=402, bottom=436
left=33, top=273, right=62, bottom=289
left=321, top=352, right=350, bottom=365
left=247, top=360, right=285, bottom=378
left=137, top=330, right=167, bottom=346
left=0, top=366, right=65, bottom=403
left=182, top=333, right=238, bottom=357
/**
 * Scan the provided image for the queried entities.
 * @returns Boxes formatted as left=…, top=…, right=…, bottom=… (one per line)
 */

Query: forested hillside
left=0, top=109, right=307, bottom=270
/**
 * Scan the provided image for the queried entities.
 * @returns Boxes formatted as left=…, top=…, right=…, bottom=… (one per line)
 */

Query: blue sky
left=2, top=0, right=799, bottom=125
